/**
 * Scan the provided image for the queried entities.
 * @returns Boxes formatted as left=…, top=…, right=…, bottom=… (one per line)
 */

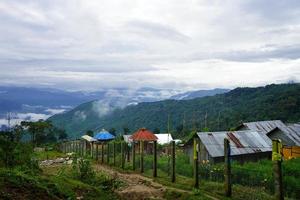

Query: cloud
left=0, top=112, right=51, bottom=127
left=0, top=0, right=299, bottom=91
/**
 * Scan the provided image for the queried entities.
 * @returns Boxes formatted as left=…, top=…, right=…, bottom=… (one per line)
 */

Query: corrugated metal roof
left=243, top=120, right=286, bottom=134
left=155, top=133, right=173, bottom=145
left=81, top=135, right=97, bottom=142
left=123, top=134, right=133, bottom=143
left=243, top=120, right=300, bottom=146
left=197, top=131, right=272, bottom=158
left=282, top=124, right=300, bottom=146
left=130, top=128, right=158, bottom=141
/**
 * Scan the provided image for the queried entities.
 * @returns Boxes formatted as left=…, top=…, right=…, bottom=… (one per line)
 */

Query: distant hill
left=0, top=86, right=179, bottom=126
left=49, top=83, right=300, bottom=139
left=170, top=88, right=230, bottom=100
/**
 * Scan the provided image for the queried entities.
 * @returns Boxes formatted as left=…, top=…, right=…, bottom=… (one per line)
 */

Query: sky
left=0, top=0, right=300, bottom=91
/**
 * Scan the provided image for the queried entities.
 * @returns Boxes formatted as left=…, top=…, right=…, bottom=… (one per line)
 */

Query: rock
left=54, top=158, right=65, bottom=163
left=66, top=160, right=73, bottom=165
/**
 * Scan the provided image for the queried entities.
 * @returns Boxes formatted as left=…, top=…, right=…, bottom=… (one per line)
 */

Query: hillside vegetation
left=49, top=83, right=300, bottom=138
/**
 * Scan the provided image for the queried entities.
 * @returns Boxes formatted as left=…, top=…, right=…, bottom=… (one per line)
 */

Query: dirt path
left=93, top=164, right=218, bottom=200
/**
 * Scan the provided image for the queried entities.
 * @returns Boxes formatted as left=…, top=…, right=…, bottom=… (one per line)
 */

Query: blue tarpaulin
left=94, top=129, right=115, bottom=141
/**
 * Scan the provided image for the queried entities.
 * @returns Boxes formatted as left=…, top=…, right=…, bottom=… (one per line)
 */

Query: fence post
left=153, top=141, right=157, bottom=177
left=96, top=143, right=99, bottom=161
left=272, top=139, right=284, bottom=200
left=107, top=143, right=110, bottom=164
left=171, top=141, right=176, bottom=182
left=91, top=142, right=94, bottom=159
left=127, top=144, right=130, bottom=162
left=132, top=142, right=136, bottom=170
left=140, top=141, right=144, bottom=173
left=224, top=138, right=232, bottom=197
left=113, top=142, right=116, bottom=166
left=101, top=143, right=104, bottom=163
left=121, top=142, right=125, bottom=169
left=193, top=138, right=199, bottom=188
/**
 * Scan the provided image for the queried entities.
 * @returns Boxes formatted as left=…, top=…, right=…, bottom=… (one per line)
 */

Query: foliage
left=0, top=130, right=39, bottom=174
left=50, top=83, right=300, bottom=138
left=0, top=167, right=118, bottom=200
left=71, top=157, right=95, bottom=184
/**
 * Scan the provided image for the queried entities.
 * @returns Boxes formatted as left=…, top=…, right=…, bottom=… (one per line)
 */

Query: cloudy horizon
left=0, top=0, right=300, bottom=92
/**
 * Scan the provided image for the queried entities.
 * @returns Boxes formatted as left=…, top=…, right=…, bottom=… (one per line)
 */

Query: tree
left=153, top=128, right=160, bottom=134
left=21, top=120, right=53, bottom=146
left=109, top=128, right=116, bottom=136
left=85, top=130, right=94, bottom=137
left=58, top=129, right=68, bottom=141
left=123, top=127, right=130, bottom=135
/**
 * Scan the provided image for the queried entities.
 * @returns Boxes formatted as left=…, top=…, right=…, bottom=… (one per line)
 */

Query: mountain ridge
left=49, top=83, right=300, bottom=138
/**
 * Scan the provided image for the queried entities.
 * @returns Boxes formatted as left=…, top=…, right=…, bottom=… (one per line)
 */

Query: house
left=155, top=133, right=173, bottom=145
left=236, top=120, right=300, bottom=147
left=123, top=134, right=133, bottom=143
left=130, top=128, right=158, bottom=154
left=184, top=131, right=272, bottom=164
left=81, top=135, right=97, bottom=154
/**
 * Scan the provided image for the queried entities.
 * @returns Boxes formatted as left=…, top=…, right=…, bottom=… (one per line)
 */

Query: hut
left=94, top=129, right=115, bottom=141
left=236, top=120, right=300, bottom=159
left=155, top=133, right=173, bottom=145
left=184, top=130, right=272, bottom=164
left=81, top=135, right=97, bottom=155
left=130, top=128, right=158, bottom=153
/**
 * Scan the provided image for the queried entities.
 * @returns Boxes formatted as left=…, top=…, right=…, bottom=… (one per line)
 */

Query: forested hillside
left=49, top=83, right=300, bottom=139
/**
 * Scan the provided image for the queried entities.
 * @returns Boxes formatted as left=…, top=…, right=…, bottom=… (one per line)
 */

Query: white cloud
left=0, top=112, right=51, bottom=127
left=0, top=0, right=299, bottom=91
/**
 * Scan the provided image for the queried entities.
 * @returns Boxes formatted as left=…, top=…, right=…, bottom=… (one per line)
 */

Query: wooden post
left=153, top=141, right=157, bottom=177
left=113, top=142, right=116, bottom=166
left=272, top=139, right=284, bottom=200
left=132, top=142, right=136, bottom=170
left=121, top=142, right=125, bottom=169
left=96, top=143, right=99, bottom=161
left=91, top=142, right=94, bottom=159
left=224, top=138, right=231, bottom=197
left=193, top=138, right=199, bottom=188
left=140, top=141, right=144, bottom=173
left=171, top=141, right=175, bottom=182
left=101, top=143, right=104, bottom=163
left=107, top=143, right=110, bottom=164
left=127, top=144, right=130, bottom=162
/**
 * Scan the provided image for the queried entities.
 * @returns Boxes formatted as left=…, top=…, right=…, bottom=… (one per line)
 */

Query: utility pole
left=204, top=111, right=208, bottom=129
left=218, top=111, right=221, bottom=130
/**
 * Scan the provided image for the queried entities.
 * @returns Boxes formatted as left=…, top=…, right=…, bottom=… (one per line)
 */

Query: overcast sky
left=0, top=0, right=300, bottom=91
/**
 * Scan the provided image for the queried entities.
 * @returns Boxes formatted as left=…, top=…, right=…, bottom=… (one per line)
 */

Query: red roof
left=130, top=128, right=158, bottom=141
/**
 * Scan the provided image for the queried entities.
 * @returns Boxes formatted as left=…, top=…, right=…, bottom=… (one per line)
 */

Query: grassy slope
left=0, top=167, right=118, bottom=200
left=49, top=83, right=300, bottom=138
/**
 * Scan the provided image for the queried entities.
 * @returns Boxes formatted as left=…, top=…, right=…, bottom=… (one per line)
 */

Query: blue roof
left=94, top=129, right=115, bottom=141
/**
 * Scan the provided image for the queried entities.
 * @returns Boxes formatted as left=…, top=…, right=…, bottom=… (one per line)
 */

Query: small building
left=154, top=133, right=173, bottom=145
left=94, top=129, right=115, bottom=142
left=184, top=131, right=272, bottom=164
left=81, top=134, right=97, bottom=156
left=130, top=128, right=158, bottom=153
left=236, top=120, right=300, bottom=157
left=123, top=134, right=133, bottom=144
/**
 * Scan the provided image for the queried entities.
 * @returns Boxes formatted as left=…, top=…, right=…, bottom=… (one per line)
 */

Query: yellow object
left=272, top=139, right=283, bottom=161
left=193, top=138, right=197, bottom=160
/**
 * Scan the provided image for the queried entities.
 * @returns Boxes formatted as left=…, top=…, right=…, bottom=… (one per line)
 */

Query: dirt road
left=93, top=164, right=218, bottom=200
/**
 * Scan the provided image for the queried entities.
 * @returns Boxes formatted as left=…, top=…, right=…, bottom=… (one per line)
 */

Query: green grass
left=33, top=150, right=66, bottom=161
left=0, top=166, right=119, bottom=200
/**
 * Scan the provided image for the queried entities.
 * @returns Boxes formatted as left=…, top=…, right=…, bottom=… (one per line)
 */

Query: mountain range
left=49, top=83, right=300, bottom=139
left=0, top=86, right=228, bottom=127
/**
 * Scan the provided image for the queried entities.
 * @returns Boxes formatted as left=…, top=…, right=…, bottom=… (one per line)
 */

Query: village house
left=184, top=131, right=272, bottom=164
left=236, top=120, right=300, bottom=159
